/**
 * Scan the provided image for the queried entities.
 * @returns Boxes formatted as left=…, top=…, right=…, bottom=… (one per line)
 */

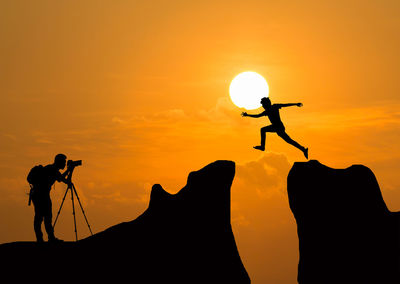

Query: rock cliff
left=288, top=160, right=400, bottom=284
left=0, top=160, right=250, bottom=283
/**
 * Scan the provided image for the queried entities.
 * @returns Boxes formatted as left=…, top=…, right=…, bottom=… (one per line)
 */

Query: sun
left=229, top=71, right=269, bottom=110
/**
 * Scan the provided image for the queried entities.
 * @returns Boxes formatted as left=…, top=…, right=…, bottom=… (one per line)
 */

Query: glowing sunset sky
left=1, top=1, right=400, bottom=283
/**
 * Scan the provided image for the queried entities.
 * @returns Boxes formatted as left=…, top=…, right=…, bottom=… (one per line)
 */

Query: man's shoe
left=303, top=148, right=309, bottom=159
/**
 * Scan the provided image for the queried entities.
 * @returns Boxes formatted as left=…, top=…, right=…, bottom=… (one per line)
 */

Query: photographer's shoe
left=48, top=237, right=64, bottom=243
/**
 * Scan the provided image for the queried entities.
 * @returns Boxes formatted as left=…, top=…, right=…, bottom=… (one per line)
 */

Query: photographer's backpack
left=27, top=165, right=44, bottom=205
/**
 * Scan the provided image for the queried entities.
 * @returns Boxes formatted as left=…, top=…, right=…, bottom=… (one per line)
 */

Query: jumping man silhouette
left=241, top=97, right=308, bottom=159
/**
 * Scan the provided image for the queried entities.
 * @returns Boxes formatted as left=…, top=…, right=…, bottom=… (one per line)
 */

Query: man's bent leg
left=255, top=125, right=276, bottom=151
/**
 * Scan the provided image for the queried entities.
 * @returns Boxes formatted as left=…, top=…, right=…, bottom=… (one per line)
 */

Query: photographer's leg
left=43, top=197, right=55, bottom=241
left=33, top=200, right=44, bottom=243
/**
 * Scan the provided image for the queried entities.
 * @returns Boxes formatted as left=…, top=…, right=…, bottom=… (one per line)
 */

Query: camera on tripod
left=54, top=158, right=93, bottom=241
left=67, top=160, right=82, bottom=169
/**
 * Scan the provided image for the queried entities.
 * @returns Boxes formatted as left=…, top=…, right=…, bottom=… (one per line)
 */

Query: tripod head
left=66, top=160, right=82, bottom=184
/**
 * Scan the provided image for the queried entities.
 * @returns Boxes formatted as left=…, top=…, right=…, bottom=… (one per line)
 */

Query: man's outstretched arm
left=276, top=103, right=303, bottom=108
left=241, top=111, right=265, bottom=118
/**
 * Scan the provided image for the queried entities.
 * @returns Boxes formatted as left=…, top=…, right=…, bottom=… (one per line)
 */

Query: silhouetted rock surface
left=0, top=160, right=250, bottom=283
left=288, top=160, right=400, bottom=284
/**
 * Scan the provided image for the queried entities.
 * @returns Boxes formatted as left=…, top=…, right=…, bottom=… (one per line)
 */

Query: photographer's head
left=54, top=153, right=67, bottom=170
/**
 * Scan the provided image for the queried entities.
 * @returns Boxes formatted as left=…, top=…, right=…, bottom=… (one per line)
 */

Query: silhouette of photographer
left=27, top=154, right=72, bottom=242
left=242, top=97, right=308, bottom=158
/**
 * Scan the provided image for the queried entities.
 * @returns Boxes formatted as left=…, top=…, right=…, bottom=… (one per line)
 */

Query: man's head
left=261, top=97, right=271, bottom=109
left=54, top=154, right=67, bottom=170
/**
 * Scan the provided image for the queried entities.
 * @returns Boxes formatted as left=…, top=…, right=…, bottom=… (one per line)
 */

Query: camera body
left=67, top=160, right=82, bottom=169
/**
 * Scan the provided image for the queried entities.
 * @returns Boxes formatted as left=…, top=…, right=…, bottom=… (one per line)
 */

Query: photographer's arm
left=61, top=168, right=71, bottom=179
left=59, top=168, right=73, bottom=185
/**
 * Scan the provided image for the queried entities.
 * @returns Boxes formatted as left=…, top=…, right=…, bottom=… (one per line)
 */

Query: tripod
left=53, top=167, right=93, bottom=241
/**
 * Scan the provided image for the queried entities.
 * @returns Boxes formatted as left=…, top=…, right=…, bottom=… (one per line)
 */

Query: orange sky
left=1, top=1, right=400, bottom=283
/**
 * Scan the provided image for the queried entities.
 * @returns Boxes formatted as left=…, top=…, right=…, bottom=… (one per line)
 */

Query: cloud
left=235, top=152, right=291, bottom=198
left=35, top=139, right=54, bottom=144
left=230, top=151, right=292, bottom=231
left=81, top=180, right=153, bottom=206
left=111, top=117, right=128, bottom=124
left=154, top=109, right=186, bottom=120
left=230, top=152, right=298, bottom=284
left=19, top=97, right=247, bottom=161
left=196, top=97, right=251, bottom=125
left=2, top=133, right=17, bottom=141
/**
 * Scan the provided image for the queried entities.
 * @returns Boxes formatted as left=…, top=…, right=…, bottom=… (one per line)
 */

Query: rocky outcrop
left=288, top=160, right=400, bottom=284
left=0, top=160, right=250, bottom=283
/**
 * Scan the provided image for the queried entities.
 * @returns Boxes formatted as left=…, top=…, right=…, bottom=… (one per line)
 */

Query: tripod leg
left=72, top=184, right=93, bottom=236
left=71, top=186, right=78, bottom=241
left=53, top=187, right=70, bottom=228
